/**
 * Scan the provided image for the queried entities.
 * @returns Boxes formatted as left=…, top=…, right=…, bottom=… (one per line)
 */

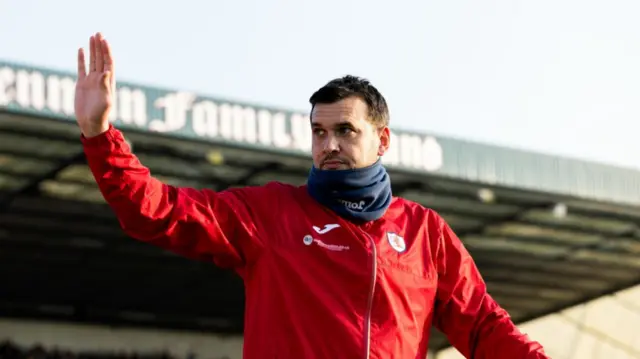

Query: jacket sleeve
left=81, top=125, right=274, bottom=270
left=432, top=216, right=549, bottom=359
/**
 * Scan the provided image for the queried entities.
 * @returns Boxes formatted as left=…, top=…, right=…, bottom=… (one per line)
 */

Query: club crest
left=386, top=232, right=406, bottom=253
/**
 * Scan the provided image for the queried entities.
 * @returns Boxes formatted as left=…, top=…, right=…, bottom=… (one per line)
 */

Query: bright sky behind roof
left=2, top=0, right=639, bottom=170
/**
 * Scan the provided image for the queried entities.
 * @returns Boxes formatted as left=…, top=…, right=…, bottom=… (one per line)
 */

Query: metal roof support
left=0, top=151, right=85, bottom=212
left=219, top=162, right=281, bottom=190
left=391, top=181, right=423, bottom=197
left=505, top=212, right=640, bottom=323
left=420, top=179, right=555, bottom=239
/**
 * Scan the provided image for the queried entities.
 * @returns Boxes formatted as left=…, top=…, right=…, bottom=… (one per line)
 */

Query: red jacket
left=82, top=125, right=549, bottom=359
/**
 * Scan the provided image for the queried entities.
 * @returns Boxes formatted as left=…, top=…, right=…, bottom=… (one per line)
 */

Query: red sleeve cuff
left=81, top=124, right=128, bottom=156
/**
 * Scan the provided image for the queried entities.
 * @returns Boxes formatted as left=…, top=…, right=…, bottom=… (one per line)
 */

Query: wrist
left=81, top=123, right=110, bottom=138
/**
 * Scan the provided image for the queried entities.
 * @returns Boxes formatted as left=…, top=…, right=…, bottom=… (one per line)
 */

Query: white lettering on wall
left=257, top=110, right=273, bottom=146
left=15, top=70, right=46, bottom=111
left=422, top=136, right=443, bottom=171
left=272, top=112, right=291, bottom=148
left=382, top=132, right=443, bottom=172
left=192, top=100, right=219, bottom=138
left=115, top=87, right=148, bottom=127
left=233, top=105, right=256, bottom=143
left=0, top=67, right=16, bottom=106
left=0, top=64, right=444, bottom=173
left=290, top=113, right=312, bottom=152
left=0, top=67, right=76, bottom=116
left=46, top=75, right=75, bottom=116
left=150, top=92, right=194, bottom=133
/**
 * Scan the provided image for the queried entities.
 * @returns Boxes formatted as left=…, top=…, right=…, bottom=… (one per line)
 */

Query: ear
left=377, top=127, right=391, bottom=156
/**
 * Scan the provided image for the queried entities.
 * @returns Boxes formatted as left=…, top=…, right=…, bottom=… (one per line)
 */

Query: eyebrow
left=311, top=121, right=354, bottom=128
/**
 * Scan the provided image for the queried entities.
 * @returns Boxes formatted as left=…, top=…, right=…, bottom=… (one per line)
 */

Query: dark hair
left=309, top=75, right=390, bottom=128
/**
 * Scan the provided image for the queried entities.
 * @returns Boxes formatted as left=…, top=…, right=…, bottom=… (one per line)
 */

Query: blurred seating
left=0, top=341, right=177, bottom=359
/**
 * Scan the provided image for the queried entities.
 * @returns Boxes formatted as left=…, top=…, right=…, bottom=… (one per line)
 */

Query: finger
left=101, top=38, right=116, bottom=90
left=95, top=32, right=104, bottom=72
left=101, top=38, right=114, bottom=73
left=77, top=48, right=87, bottom=79
left=89, top=36, right=96, bottom=72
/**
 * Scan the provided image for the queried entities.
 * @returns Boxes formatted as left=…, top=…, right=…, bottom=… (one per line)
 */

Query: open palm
left=74, top=32, right=115, bottom=138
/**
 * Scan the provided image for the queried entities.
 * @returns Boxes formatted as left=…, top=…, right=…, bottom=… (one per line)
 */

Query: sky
left=1, top=0, right=639, bottom=169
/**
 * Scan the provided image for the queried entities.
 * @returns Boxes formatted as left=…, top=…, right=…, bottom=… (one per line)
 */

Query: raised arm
left=432, top=216, right=549, bottom=358
left=75, top=33, right=273, bottom=269
left=82, top=125, right=276, bottom=268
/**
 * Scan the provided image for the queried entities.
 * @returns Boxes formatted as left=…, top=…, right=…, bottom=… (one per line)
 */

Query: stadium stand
left=0, top=341, right=181, bottom=359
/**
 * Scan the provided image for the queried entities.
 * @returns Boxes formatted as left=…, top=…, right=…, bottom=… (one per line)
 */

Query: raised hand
left=74, top=32, right=115, bottom=138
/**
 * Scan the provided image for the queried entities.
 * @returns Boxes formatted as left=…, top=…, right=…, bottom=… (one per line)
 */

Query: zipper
left=361, top=229, right=377, bottom=359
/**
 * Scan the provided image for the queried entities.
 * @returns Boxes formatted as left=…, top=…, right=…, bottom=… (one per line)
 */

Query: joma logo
left=339, top=199, right=365, bottom=210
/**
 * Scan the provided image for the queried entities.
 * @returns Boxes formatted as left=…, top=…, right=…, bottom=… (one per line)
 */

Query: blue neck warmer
left=307, top=160, right=392, bottom=223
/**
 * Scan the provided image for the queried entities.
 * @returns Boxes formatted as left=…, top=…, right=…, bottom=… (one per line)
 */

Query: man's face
left=311, top=97, right=390, bottom=170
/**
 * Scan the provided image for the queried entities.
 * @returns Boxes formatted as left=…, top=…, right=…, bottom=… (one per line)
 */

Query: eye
left=313, top=128, right=326, bottom=136
left=336, top=127, right=354, bottom=136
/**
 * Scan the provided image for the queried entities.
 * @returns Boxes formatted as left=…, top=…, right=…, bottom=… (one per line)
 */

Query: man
left=75, top=32, right=549, bottom=359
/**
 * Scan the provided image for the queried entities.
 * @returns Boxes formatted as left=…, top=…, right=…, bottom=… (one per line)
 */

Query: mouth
left=321, top=160, right=346, bottom=170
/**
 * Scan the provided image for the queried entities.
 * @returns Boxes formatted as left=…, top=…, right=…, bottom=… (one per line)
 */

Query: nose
left=322, top=134, right=340, bottom=153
